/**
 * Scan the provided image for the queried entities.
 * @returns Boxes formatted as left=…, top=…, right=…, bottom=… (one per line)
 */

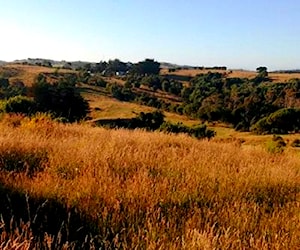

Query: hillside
left=0, top=63, right=75, bottom=86
left=0, top=116, right=300, bottom=248
left=161, top=67, right=300, bottom=83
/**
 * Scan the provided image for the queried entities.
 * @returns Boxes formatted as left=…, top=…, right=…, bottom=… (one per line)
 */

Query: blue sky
left=1, top=0, right=300, bottom=70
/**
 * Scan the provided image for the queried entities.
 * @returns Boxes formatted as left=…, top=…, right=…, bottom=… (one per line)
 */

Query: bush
left=89, top=77, right=107, bottom=87
left=159, top=122, right=215, bottom=139
left=134, top=110, right=165, bottom=130
left=109, top=84, right=135, bottom=101
left=0, top=77, right=9, bottom=88
left=291, top=139, right=300, bottom=147
left=251, top=108, right=300, bottom=134
left=32, top=77, right=89, bottom=122
left=1, top=95, right=37, bottom=115
left=265, top=135, right=286, bottom=153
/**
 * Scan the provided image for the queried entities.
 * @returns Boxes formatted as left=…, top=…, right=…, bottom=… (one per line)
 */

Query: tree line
left=88, top=65, right=300, bottom=134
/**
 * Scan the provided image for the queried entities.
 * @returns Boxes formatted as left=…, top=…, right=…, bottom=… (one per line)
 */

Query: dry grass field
left=84, top=91, right=199, bottom=126
left=0, top=64, right=75, bottom=86
left=161, top=68, right=300, bottom=83
left=1, top=115, right=300, bottom=248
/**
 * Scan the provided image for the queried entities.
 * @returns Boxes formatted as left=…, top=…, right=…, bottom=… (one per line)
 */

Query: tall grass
left=0, top=114, right=300, bottom=249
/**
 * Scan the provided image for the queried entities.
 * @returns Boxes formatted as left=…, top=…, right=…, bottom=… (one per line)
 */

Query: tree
left=94, top=61, right=108, bottom=73
left=31, top=75, right=89, bottom=122
left=135, top=110, right=165, bottom=130
left=256, top=66, right=268, bottom=74
left=251, top=108, right=300, bottom=134
left=254, top=66, right=269, bottom=83
left=132, top=59, right=160, bottom=75
left=141, top=75, right=162, bottom=91
left=107, top=59, right=128, bottom=75
left=0, top=78, right=9, bottom=89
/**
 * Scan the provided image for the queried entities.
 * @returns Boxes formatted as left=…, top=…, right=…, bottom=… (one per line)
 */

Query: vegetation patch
left=96, top=110, right=215, bottom=139
left=251, top=108, right=300, bottom=134
left=265, top=135, right=286, bottom=153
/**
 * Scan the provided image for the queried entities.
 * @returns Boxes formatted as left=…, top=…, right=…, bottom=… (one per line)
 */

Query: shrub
left=291, top=139, right=300, bottom=147
left=251, top=108, right=300, bottom=134
left=0, top=77, right=9, bottom=88
left=132, top=110, right=165, bottom=130
left=31, top=77, right=89, bottom=122
left=265, top=135, right=286, bottom=153
left=1, top=95, right=37, bottom=115
left=159, top=122, right=215, bottom=139
left=89, top=77, right=107, bottom=87
left=109, top=83, right=135, bottom=101
left=191, top=124, right=216, bottom=139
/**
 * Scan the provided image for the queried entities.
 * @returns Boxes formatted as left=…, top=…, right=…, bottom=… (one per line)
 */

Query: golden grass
left=227, top=70, right=257, bottom=79
left=83, top=90, right=200, bottom=127
left=0, top=115, right=300, bottom=248
left=209, top=123, right=300, bottom=149
left=161, top=68, right=300, bottom=83
left=0, top=64, right=75, bottom=86
left=83, top=92, right=154, bottom=120
left=268, top=72, right=300, bottom=82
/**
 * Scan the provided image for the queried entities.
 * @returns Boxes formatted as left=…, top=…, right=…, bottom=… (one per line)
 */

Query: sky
left=0, top=0, right=300, bottom=70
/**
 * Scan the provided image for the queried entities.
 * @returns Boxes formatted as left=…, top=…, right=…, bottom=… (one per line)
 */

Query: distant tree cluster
left=124, top=75, right=183, bottom=94
left=86, top=59, right=160, bottom=76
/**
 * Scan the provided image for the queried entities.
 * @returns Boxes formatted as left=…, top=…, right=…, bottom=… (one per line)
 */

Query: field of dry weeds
left=0, top=115, right=300, bottom=249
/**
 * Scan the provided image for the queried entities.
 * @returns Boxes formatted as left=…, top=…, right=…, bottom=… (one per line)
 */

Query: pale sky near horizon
left=0, top=0, right=300, bottom=70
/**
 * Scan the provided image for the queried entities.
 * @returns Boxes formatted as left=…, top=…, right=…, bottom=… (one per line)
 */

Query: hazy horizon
left=1, top=0, right=300, bottom=71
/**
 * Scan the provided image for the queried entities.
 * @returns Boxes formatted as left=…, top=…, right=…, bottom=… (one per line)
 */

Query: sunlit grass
left=0, top=115, right=300, bottom=248
left=84, top=91, right=154, bottom=120
left=84, top=91, right=201, bottom=127
left=161, top=68, right=300, bottom=83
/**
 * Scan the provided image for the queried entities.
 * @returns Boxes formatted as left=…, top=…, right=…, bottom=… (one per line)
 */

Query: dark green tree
left=132, top=59, right=160, bottom=75
left=0, top=78, right=9, bottom=89
left=31, top=75, right=89, bottom=122
left=251, top=108, right=300, bottom=134
left=254, top=66, right=269, bottom=83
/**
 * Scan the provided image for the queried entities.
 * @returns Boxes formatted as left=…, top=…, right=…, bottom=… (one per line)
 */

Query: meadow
left=1, top=115, right=300, bottom=249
